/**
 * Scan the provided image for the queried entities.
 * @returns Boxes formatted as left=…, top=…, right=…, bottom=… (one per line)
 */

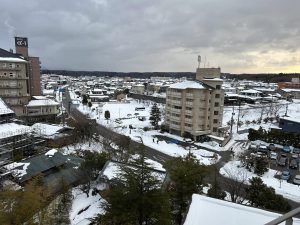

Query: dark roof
left=18, top=151, right=83, bottom=183
left=0, top=48, right=23, bottom=58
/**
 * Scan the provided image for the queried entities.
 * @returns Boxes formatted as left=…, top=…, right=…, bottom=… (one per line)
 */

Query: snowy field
left=76, top=98, right=221, bottom=165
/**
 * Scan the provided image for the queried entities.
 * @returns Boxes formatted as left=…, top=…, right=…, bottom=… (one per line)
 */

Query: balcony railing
left=265, top=206, right=300, bottom=225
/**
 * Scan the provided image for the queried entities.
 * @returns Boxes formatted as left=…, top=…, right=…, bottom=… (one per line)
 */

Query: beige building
left=165, top=68, right=224, bottom=140
left=0, top=48, right=30, bottom=116
left=0, top=37, right=42, bottom=117
left=25, top=97, right=60, bottom=123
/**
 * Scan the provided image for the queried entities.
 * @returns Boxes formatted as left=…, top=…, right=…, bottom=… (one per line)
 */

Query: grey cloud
left=0, top=0, right=299, bottom=73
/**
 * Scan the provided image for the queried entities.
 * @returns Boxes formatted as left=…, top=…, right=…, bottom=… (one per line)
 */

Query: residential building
left=15, top=37, right=41, bottom=96
left=0, top=48, right=30, bottom=116
left=279, top=116, right=300, bottom=134
left=165, top=67, right=224, bottom=140
left=25, top=96, right=60, bottom=123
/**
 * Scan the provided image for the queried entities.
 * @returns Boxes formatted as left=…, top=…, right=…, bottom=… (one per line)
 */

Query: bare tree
left=221, top=166, right=249, bottom=204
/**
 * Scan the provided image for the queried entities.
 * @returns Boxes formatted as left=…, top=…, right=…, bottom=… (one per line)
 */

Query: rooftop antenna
left=198, top=55, right=201, bottom=68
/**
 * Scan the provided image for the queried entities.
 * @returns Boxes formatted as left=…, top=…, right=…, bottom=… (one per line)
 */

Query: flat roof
left=184, top=194, right=300, bottom=225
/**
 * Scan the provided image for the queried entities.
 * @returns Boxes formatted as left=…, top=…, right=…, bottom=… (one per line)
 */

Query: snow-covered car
left=293, top=175, right=300, bottom=185
left=293, top=148, right=300, bottom=154
left=268, top=143, right=276, bottom=151
left=289, top=159, right=298, bottom=169
left=258, top=145, right=268, bottom=154
left=281, top=170, right=290, bottom=181
left=282, top=145, right=291, bottom=153
left=270, top=152, right=277, bottom=160
left=277, top=154, right=287, bottom=166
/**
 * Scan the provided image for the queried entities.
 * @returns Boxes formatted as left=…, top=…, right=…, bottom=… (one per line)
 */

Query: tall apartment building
left=0, top=37, right=42, bottom=116
left=0, top=48, right=30, bottom=116
left=165, top=67, right=224, bottom=140
left=15, top=37, right=41, bottom=96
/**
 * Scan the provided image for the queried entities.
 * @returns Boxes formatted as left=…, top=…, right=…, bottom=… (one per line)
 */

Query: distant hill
left=42, top=69, right=300, bottom=82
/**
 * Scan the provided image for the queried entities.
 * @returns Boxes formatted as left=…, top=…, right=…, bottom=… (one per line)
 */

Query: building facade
left=0, top=48, right=30, bottom=116
left=0, top=37, right=42, bottom=116
left=165, top=67, right=224, bottom=140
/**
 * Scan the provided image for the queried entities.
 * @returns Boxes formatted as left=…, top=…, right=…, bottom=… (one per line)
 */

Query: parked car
left=268, top=143, right=276, bottom=151
left=258, top=145, right=268, bottom=154
left=282, top=145, right=291, bottom=153
left=289, top=159, right=298, bottom=169
left=293, top=148, right=300, bottom=154
left=293, top=175, right=300, bottom=185
left=278, top=154, right=288, bottom=166
left=281, top=170, right=290, bottom=180
left=270, top=152, right=278, bottom=160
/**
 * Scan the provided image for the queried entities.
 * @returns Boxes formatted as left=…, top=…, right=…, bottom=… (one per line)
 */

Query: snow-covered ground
left=69, top=187, right=104, bottom=225
left=74, top=97, right=221, bottom=165
left=220, top=160, right=300, bottom=202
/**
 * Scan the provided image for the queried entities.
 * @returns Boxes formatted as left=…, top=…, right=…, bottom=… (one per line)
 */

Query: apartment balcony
left=169, top=123, right=181, bottom=130
left=186, top=93, right=193, bottom=99
left=184, top=126, right=192, bottom=131
left=185, top=102, right=193, bottom=107
left=0, top=66, right=21, bottom=71
left=185, top=110, right=193, bottom=116
left=167, top=92, right=182, bottom=98
left=185, top=118, right=193, bottom=123
left=170, top=115, right=181, bottom=122
left=170, top=108, right=181, bottom=113
left=0, top=85, right=23, bottom=89
left=169, top=100, right=182, bottom=106
left=0, top=76, right=28, bottom=80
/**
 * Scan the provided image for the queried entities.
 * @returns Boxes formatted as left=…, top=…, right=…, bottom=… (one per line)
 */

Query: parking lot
left=249, top=143, right=300, bottom=185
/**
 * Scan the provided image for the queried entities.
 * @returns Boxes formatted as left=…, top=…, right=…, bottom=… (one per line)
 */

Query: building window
left=213, top=127, right=218, bottom=132
left=213, top=119, right=218, bottom=124
left=214, top=102, right=219, bottom=107
left=214, top=111, right=219, bottom=115
left=216, top=85, right=221, bottom=90
left=215, top=94, right=220, bottom=98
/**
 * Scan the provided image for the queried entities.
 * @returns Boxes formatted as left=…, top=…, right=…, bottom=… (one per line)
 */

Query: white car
left=270, top=152, right=277, bottom=160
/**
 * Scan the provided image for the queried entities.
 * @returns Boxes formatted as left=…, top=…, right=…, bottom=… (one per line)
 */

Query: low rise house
left=25, top=96, right=60, bottom=123
left=279, top=116, right=300, bottom=134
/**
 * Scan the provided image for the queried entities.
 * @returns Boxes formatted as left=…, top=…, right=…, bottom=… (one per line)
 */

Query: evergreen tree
left=88, top=101, right=92, bottom=108
left=0, top=176, right=50, bottom=225
left=82, top=94, right=88, bottom=105
left=149, top=103, right=161, bottom=129
left=207, top=166, right=226, bottom=200
left=165, top=154, right=208, bottom=224
left=104, top=110, right=111, bottom=122
left=247, top=177, right=291, bottom=212
left=97, top=152, right=171, bottom=225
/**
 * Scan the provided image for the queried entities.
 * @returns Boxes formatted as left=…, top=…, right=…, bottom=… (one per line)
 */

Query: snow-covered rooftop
left=0, top=123, right=31, bottom=140
left=280, top=116, right=300, bottom=124
left=169, top=80, right=207, bottom=90
left=31, top=123, right=67, bottom=136
left=0, top=98, right=14, bottom=115
left=0, top=57, right=27, bottom=63
left=27, top=99, right=59, bottom=107
left=184, top=194, right=300, bottom=225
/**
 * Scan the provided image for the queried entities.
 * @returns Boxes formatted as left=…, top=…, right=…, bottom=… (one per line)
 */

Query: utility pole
left=285, top=103, right=288, bottom=116
left=236, top=99, right=241, bottom=133
left=230, top=106, right=235, bottom=137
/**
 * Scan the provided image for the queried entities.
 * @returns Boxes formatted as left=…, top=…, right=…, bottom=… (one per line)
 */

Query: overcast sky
left=1, top=0, right=299, bottom=73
